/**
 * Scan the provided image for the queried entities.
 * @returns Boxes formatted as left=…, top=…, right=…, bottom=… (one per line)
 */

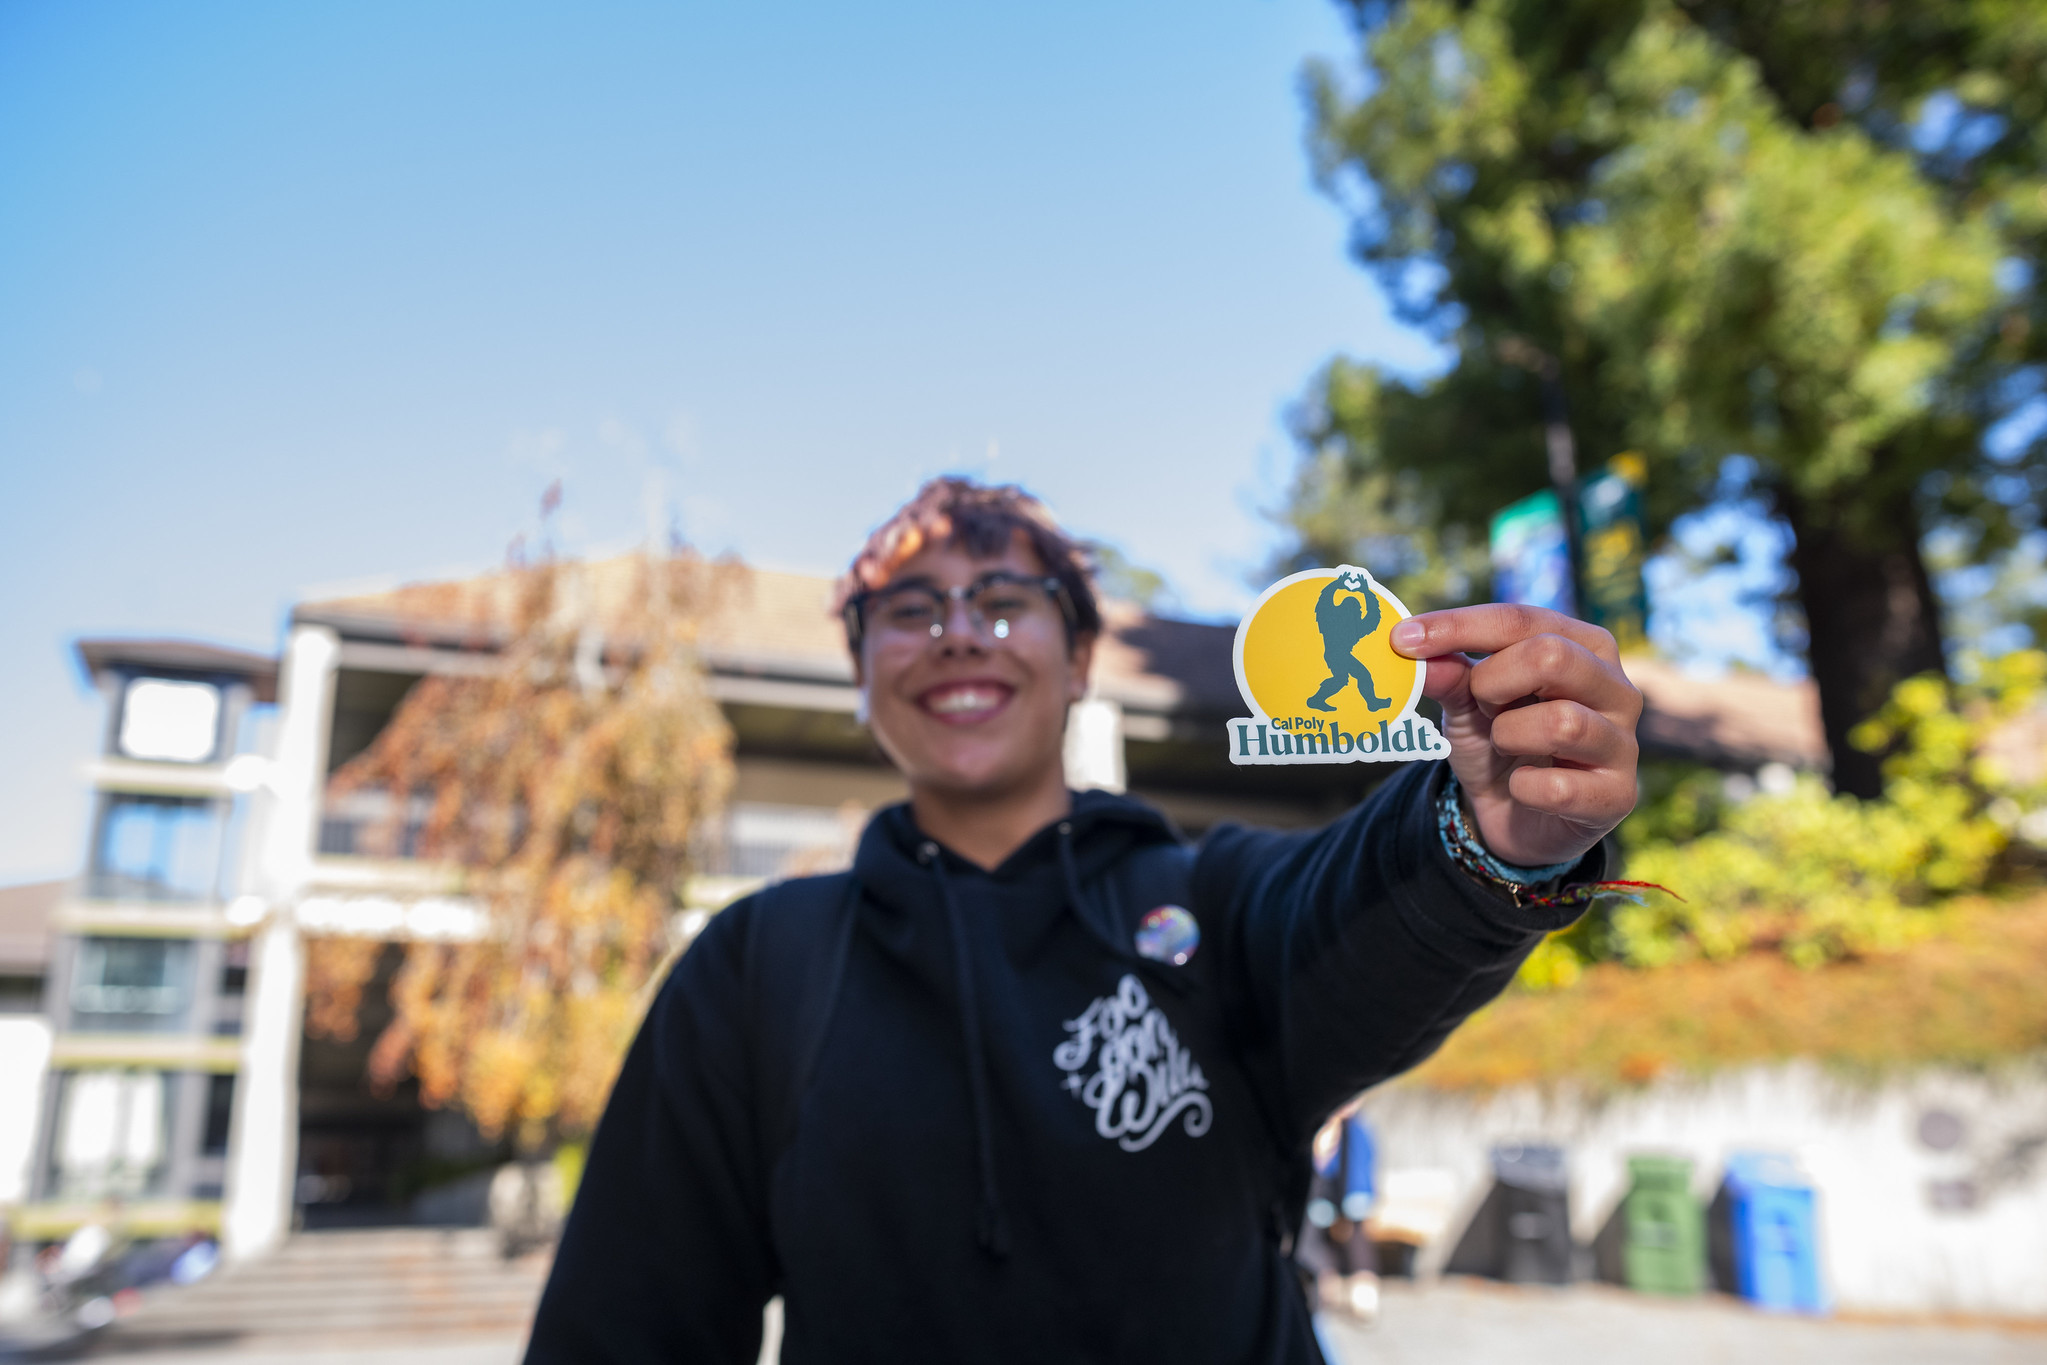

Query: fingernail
left=1390, top=620, right=1424, bottom=651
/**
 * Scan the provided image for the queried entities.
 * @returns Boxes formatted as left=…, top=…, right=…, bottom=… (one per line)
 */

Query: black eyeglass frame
left=842, top=571, right=1081, bottom=653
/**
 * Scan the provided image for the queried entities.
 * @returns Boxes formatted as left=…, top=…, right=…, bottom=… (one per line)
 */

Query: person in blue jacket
left=526, top=477, right=1643, bottom=1364
left=1301, top=1105, right=1381, bottom=1324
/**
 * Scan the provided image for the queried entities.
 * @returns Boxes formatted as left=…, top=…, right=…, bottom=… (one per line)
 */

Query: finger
left=1418, top=653, right=1473, bottom=708
left=1488, top=699, right=1636, bottom=770
left=1467, top=634, right=1642, bottom=722
left=1390, top=604, right=1622, bottom=665
left=1505, top=764, right=1637, bottom=828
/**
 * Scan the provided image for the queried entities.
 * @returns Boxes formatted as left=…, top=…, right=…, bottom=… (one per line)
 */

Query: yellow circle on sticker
left=1236, top=567, right=1420, bottom=731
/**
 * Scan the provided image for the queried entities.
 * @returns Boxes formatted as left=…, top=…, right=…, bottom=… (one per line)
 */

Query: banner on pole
left=1574, top=453, right=1649, bottom=649
left=1489, top=489, right=1576, bottom=616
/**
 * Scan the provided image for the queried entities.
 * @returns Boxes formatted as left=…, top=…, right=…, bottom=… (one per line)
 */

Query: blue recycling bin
left=1723, top=1153, right=1825, bottom=1313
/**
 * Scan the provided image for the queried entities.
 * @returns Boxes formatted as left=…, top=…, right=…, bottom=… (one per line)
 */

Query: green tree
left=1271, top=363, right=1492, bottom=613
left=1288, top=0, right=2043, bottom=795
left=1090, top=542, right=1175, bottom=612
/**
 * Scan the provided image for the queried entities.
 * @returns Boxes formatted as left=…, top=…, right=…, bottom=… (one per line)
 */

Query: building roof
left=295, top=557, right=1828, bottom=770
left=0, top=879, right=64, bottom=973
left=297, top=559, right=1253, bottom=722
left=76, top=638, right=279, bottom=702
left=1622, top=656, right=1828, bottom=771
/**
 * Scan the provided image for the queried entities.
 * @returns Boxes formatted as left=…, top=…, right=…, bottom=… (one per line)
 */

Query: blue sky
left=1, top=0, right=1457, bottom=881
left=0, top=0, right=1793, bottom=885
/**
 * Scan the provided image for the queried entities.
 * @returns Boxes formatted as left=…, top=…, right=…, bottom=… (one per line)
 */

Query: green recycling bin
left=1623, top=1155, right=1705, bottom=1294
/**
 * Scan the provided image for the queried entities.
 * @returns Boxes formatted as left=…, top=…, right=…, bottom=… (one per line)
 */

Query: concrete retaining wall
left=1362, top=1060, right=2047, bottom=1316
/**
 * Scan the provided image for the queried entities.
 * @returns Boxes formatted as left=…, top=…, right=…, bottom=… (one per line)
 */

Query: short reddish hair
left=835, top=477, right=1102, bottom=649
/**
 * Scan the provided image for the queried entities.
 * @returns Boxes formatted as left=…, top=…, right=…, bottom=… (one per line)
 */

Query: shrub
left=1540, top=650, right=2046, bottom=978
left=1424, top=894, right=2047, bottom=1093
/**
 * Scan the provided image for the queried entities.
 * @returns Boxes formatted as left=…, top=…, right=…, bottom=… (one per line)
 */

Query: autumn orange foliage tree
left=305, top=547, right=734, bottom=1146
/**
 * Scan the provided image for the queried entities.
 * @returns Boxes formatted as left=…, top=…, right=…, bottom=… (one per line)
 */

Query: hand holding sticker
left=1389, top=604, right=1643, bottom=867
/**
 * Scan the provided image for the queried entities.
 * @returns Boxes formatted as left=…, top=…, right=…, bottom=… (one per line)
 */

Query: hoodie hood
left=854, top=787, right=1181, bottom=899
left=852, top=788, right=1181, bottom=973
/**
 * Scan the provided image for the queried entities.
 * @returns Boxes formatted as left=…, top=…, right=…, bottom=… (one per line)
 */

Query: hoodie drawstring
left=921, top=840, right=1012, bottom=1259
left=1054, top=820, right=1092, bottom=939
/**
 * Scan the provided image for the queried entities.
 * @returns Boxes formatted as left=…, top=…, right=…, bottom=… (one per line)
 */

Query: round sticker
left=1226, top=564, right=1444, bottom=766
left=1135, top=905, right=1200, bottom=966
left=1237, top=568, right=1420, bottom=732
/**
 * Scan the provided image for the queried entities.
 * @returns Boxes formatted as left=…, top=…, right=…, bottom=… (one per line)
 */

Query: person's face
left=854, top=533, right=1094, bottom=800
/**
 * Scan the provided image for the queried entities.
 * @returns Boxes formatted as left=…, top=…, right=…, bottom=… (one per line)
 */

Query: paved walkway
left=59, top=1279, right=2047, bottom=1364
left=1325, top=1278, right=2047, bottom=1365
left=72, top=1346, right=517, bottom=1365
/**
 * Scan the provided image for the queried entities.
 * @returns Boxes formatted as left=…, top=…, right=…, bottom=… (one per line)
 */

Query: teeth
left=929, top=687, right=1005, bottom=714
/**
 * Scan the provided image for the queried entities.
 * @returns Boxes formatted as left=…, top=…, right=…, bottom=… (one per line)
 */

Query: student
left=1300, top=1104, right=1382, bottom=1325
left=526, top=478, right=1641, bottom=1363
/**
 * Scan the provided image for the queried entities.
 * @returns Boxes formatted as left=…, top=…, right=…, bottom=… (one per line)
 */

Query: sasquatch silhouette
left=1305, top=570, right=1392, bottom=713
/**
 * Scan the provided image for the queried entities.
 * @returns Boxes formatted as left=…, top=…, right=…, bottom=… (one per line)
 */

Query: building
left=8, top=560, right=1827, bottom=1257
left=13, top=642, right=277, bottom=1244
left=0, top=879, right=62, bottom=1210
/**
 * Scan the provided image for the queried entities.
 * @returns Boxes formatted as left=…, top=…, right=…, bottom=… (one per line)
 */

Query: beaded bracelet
left=1436, top=780, right=1580, bottom=886
left=1434, top=778, right=1678, bottom=914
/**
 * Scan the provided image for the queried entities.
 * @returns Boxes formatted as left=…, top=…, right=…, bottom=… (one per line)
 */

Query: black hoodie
left=527, top=761, right=1600, bottom=1364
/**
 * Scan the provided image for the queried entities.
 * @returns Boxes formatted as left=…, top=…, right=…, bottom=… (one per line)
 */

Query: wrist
left=1436, top=778, right=1581, bottom=898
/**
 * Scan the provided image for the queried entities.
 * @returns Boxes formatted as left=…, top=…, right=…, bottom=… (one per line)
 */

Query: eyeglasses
left=844, top=571, right=1076, bottom=651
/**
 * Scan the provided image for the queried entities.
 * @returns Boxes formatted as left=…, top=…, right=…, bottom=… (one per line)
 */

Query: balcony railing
left=319, top=789, right=865, bottom=885
left=318, top=788, right=432, bottom=858
left=697, top=803, right=864, bottom=881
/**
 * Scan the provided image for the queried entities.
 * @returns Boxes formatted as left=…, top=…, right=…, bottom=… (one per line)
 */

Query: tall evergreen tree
left=1288, top=0, right=2043, bottom=796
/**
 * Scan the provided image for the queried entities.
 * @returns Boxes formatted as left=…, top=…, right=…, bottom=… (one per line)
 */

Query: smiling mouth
left=919, top=680, right=1016, bottom=724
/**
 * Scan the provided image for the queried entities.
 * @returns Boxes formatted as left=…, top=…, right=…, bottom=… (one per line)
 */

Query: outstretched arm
left=1198, top=603, right=1640, bottom=1139
left=1198, top=762, right=1602, bottom=1138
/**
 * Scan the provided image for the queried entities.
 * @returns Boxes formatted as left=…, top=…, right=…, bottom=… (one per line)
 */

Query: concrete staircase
left=106, top=1228, right=551, bottom=1350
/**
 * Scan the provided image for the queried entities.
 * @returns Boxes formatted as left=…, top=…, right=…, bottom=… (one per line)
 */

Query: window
left=0, top=974, right=43, bottom=1014
left=118, top=678, right=223, bottom=763
left=90, top=794, right=226, bottom=902
left=202, top=1073, right=236, bottom=1155
left=70, top=937, right=192, bottom=1030
left=219, top=939, right=249, bottom=996
left=51, top=1069, right=172, bottom=1200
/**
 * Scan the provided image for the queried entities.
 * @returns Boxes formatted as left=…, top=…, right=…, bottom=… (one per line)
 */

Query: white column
left=223, top=624, right=337, bottom=1262
left=255, top=624, right=340, bottom=903
left=224, top=919, right=304, bottom=1260
left=0, top=1017, right=51, bottom=1204
left=1063, top=696, right=1126, bottom=793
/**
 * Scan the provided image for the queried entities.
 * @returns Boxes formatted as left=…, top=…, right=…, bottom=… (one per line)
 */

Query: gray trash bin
left=1493, top=1142, right=1573, bottom=1285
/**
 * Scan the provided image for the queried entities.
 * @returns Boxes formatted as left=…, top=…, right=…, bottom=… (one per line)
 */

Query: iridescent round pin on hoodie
left=1135, top=905, right=1200, bottom=966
